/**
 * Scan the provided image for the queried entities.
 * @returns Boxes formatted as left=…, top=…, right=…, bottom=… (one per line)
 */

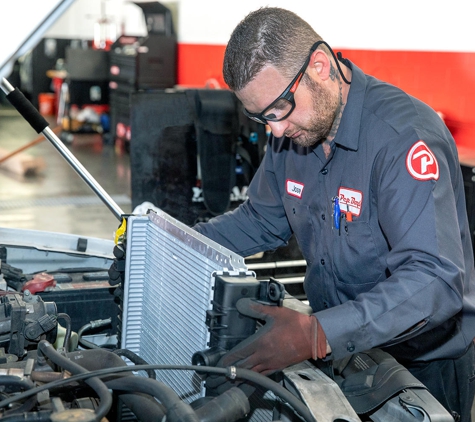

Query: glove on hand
left=219, top=298, right=328, bottom=375
left=108, top=243, right=126, bottom=287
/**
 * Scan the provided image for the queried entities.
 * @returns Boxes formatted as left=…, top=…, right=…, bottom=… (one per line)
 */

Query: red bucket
left=38, top=92, right=56, bottom=116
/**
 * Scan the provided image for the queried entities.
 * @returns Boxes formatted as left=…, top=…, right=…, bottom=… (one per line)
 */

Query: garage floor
left=0, top=105, right=131, bottom=240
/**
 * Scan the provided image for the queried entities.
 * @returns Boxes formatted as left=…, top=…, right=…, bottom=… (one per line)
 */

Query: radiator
left=121, top=209, right=249, bottom=403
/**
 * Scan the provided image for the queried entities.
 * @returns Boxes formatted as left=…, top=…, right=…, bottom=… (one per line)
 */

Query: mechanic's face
left=237, top=65, right=339, bottom=147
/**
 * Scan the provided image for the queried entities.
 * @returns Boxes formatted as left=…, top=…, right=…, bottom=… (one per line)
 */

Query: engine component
left=121, top=209, right=250, bottom=404
left=0, top=291, right=57, bottom=358
left=22, top=272, right=56, bottom=294
left=0, top=260, right=30, bottom=291
left=192, top=275, right=285, bottom=368
left=282, top=361, right=360, bottom=422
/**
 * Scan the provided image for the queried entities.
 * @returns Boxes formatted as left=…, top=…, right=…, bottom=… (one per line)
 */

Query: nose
left=266, top=120, right=290, bottom=138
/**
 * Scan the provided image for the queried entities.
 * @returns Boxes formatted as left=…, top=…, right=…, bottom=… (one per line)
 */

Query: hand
left=219, top=298, right=328, bottom=375
left=108, top=243, right=126, bottom=287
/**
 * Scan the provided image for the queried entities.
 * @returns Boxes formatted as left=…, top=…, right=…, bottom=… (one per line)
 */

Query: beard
left=288, top=76, right=340, bottom=148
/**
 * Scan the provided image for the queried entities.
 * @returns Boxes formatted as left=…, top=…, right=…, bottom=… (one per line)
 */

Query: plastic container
left=38, top=92, right=56, bottom=116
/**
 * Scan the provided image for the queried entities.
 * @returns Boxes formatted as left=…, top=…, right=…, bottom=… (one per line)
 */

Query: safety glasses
left=243, top=41, right=324, bottom=125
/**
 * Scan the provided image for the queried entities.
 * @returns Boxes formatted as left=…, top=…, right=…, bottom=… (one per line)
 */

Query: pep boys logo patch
left=338, top=187, right=363, bottom=217
left=406, top=140, right=439, bottom=181
left=286, top=180, right=304, bottom=198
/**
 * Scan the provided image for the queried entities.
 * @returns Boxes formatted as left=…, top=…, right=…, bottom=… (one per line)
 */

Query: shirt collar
left=333, top=60, right=366, bottom=151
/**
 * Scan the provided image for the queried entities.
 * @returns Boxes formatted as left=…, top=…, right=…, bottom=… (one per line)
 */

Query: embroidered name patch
left=286, top=180, right=304, bottom=198
left=406, top=140, right=439, bottom=181
left=338, top=187, right=363, bottom=217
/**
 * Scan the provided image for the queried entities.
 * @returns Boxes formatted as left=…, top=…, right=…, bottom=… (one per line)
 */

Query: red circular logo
left=406, top=140, right=439, bottom=181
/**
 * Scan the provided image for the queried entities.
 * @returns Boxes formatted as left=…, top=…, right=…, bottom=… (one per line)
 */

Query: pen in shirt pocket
left=332, top=196, right=341, bottom=234
left=343, top=202, right=353, bottom=222
left=333, top=197, right=354, bottom=234
left=342, top=202, right=353, bottom=234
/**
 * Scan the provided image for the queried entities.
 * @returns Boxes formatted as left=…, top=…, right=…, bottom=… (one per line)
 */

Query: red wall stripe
left=177, top=44, right=475, bottom=151
left=177, top=43, right=227, bottom=88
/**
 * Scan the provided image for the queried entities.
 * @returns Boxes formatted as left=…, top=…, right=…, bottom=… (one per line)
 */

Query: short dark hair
left=223, top=7, right=323, bottom=91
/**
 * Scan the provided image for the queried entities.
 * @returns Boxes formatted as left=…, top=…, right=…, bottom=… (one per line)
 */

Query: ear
left=308, top=49, right=332, bottom=82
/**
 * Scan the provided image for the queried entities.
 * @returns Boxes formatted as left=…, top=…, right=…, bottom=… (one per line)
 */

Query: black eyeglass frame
left=243, top=40, right=349, bottom=125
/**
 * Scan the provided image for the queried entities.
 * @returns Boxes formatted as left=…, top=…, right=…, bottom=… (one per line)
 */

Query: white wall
left=176, top=0, right=475, bottom=52
left=45, top=0, right=148, bottom=39
left=2, top=0, right=474, bottom=63
left=43, top=0, right=475, bottom=52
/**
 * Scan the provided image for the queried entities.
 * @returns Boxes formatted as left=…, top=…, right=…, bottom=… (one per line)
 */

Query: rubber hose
left=0, top=375, right=34, bottom=391
left=59, top=350, right=125, bottom=378
left=3, top=395, right=37, bottom=417
left=113, top=349, right=156, bottom=379
left=56, top=313, right=71, bottom=350
left=105, top=376, right=200, bottom=422
left=77, top=318, right=112, bottom=350
left=63, top=348, right=164, bottom=420
left=65, top=348, right=128, bottom=377
left=79, top=337, right=100, bottom=350
left=38, top=340, right=112, bottom=422
left=194, top=387, right=250, bottom=422
left=116, top=392, right=166, bottom=421
left=0, top=376, right=37, bottom=416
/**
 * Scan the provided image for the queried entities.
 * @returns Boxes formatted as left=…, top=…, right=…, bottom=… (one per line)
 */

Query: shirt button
left=347, top=342, right=355, bottom=353
left=321, top=169, right=328, bottom=175
left=323, top=301, right=329, bottom=308
left=321, top=214, right=325, bottom=220
left=320, top=259, right=325, bottom=265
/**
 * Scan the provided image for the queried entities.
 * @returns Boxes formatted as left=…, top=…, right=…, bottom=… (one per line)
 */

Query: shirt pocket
left=282, top=196, right=318, bottom=263
left=332, top=220, right=388, bottom=300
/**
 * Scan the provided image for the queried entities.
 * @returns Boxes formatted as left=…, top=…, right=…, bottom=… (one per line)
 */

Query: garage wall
left=45, top=0, right=475, bottom=148
left=172, top=0, right=475, bottom=149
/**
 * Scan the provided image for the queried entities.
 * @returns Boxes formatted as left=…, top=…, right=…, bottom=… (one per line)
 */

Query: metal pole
left=1, top=77, right=125, bottom=221
left=1, top=78, right=14, bottom=93
left=41, top=126, right=125, bottom=220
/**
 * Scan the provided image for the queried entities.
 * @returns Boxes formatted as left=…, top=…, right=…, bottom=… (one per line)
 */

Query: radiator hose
left=65, top=347, right=250, bottom=422
left=193, top=387, right=251, bottom=422
left=37, top=340, right=113, bottom=422
left=63, top=347, right=199, bottom=422
left=105, top=376, right=200, bottom=422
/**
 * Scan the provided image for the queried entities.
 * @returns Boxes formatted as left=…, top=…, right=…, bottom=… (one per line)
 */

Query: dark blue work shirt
left=194, top=62, right=475, bottom=362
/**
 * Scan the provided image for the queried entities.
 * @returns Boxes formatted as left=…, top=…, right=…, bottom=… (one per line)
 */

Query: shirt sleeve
left=316, top=128, right=468, bottom=360
left=193, top=145, right=293, bottom=257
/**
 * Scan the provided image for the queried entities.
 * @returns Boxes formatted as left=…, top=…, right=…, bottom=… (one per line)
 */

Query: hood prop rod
left=1, top=77, right=124, bottom=221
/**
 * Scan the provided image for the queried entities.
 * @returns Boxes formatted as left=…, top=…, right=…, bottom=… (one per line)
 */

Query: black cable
left=37, top=341, right=112, bottom=422
left=320, top=41, right=351, bottom=85
left=77, top=318, right=112, bottom=350
left=113, top=349, right=156, bottom=379
left=0, top=362, right=315, bottom=422
left=78, top=337, right=100, bottom=350
left=56, top=313, right=71, bottom=350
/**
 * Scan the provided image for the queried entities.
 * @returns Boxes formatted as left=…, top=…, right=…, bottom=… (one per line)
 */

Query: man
left=194, top=7, right=475, bottom=420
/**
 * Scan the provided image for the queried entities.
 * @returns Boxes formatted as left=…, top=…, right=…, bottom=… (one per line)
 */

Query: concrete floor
left=0, top=106, right=131, bottom=240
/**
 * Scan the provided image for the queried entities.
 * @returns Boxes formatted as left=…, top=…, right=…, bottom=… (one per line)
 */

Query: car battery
left=37, top=270, right=118, bottom=335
